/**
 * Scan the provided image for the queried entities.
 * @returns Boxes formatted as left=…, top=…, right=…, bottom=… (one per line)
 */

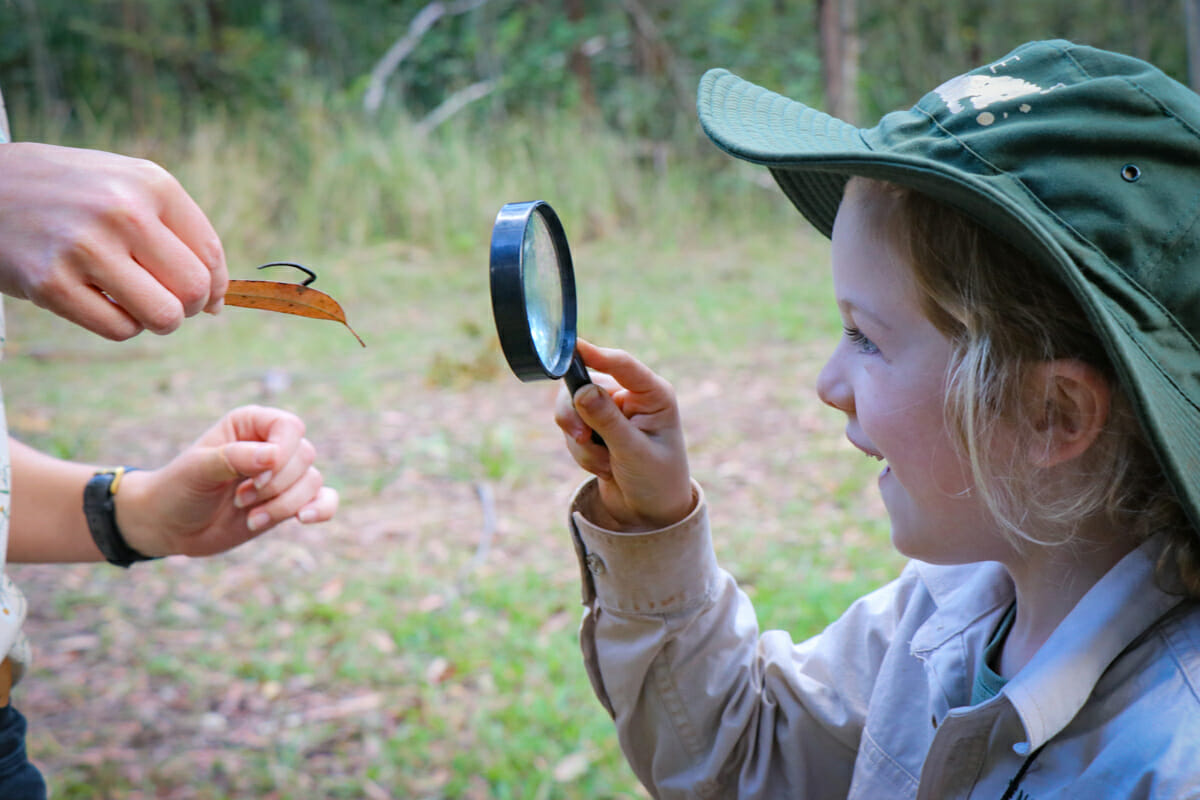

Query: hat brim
left=698, top=68, right=1200, bottom=537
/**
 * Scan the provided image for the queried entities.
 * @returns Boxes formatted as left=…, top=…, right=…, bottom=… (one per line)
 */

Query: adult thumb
left=196, top=442, right=277, bottom=483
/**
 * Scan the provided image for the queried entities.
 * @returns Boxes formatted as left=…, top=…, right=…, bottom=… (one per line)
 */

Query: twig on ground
left=452, top=480, right=497, bottom=595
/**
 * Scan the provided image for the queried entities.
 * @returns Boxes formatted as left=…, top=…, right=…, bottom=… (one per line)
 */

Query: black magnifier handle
left=563, top=350, right=605, bottom=447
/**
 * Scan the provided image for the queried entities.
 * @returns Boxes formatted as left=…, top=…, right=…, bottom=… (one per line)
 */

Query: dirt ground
left=6, top=340, right=888, bottom=797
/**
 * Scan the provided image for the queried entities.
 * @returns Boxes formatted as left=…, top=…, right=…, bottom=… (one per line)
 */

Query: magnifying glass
left=489, top=200, right=603, bottom=445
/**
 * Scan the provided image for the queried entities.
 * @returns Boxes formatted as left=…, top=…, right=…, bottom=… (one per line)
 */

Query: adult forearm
left=7, top=437, right=106, bottom=563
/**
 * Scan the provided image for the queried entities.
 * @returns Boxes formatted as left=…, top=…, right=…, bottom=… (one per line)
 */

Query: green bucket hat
left=697, top=39, right=1200, bottom=536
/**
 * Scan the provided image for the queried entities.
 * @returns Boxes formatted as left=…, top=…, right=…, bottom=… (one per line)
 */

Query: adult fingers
left=243, top=467, right=329, bottom=534
left=59, top=154, right=219, bottom=331
left=233, top=438, right=316, bottom=510
left=37, top=278, right=144, bottom=341
left=196, top=441, right=278, bottom=484
left=205, top=405, right=306, bottom=456
left=125, top=157, right=227, bottom=315
left=297, top=486, right=340, bottom=525
left=77, top=248, right=190, bottom=335
left=127, top=226, right=216, bottom=320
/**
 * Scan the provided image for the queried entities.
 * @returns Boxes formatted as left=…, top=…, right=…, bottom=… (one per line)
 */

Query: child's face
left=816, top=188, right=1011, bottom=564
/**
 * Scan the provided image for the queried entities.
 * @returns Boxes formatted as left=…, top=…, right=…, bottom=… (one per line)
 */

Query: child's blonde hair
left=849, top=177, right=1200, bottom=597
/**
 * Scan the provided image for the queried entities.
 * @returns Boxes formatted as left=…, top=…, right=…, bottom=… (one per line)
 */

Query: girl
left=554, top=40, right=1200, bottom=798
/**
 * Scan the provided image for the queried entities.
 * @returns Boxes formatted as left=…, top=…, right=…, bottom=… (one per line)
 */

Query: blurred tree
left=1187, top=0, right=1200, bottom=87
left=817, top=0, right=860, bottom=123
left=0, top=0, right=1194, bottom=140
left=566, top=0, right=597, bottom=111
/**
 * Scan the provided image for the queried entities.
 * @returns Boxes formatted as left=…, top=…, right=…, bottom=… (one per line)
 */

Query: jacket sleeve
left=568, top=477, right=919, bottom=800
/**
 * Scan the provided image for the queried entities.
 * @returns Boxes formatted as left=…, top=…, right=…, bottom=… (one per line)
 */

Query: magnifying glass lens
left=490, top=200, right=605, bottom=447
left=523, top=212, right=566, bottom=370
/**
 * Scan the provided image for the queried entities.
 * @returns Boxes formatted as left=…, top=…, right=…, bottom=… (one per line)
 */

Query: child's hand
left=555, top=339, right=694, bottom=530
left=113, top=405, right=339, bottom=558
left=0, top=142, right=227, bottom=341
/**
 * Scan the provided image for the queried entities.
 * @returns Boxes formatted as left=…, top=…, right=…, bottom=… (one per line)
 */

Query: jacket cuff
left=568, top=478, right=718, bottom=615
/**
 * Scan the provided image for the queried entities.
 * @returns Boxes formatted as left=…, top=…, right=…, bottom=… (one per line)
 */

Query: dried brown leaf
left=225, top=279, right=366, bottom=347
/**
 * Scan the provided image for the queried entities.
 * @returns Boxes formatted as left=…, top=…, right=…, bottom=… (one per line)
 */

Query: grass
left=4, top=104, right=903, bottom=798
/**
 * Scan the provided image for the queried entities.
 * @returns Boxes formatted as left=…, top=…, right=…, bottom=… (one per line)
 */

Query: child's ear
left=1024, top=359, right=1111, bottom=468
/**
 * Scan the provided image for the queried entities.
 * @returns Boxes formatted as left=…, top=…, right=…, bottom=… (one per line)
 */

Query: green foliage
left=4, top=1, right=1193, bottom=144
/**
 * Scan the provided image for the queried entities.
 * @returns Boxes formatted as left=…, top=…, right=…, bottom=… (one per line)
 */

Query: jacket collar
left=1002, top=535, right=1181, bottom=751
left=912, top=537, right=1182, bottom=751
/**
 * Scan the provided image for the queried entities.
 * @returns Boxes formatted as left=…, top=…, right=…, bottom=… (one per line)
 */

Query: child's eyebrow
left=837, top=298, right=894, bottom=331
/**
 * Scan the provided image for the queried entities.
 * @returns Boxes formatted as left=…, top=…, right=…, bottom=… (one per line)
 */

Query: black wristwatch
left=83, top=467, right=160, bottom=568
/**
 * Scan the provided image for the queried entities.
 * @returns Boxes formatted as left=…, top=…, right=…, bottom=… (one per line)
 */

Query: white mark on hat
left=977, top=111, right=996, bottom=126
left=935, top=74, right=1050, bottom=114
left=989, top=55, right=1022, bottom=73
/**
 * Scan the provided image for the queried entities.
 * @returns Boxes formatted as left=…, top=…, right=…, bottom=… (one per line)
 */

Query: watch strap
left=83, top=467, right=159, bottom=568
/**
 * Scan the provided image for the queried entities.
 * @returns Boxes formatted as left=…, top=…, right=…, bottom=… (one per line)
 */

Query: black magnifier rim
left=489, top=200, right=578, bottom=381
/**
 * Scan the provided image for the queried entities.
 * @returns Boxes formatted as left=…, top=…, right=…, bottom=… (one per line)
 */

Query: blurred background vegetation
left=1, top=2, right=1198, bottom=798
left=2, top=0, right=1195, bottom=266
left=3, top=0, right=1197, bottom=144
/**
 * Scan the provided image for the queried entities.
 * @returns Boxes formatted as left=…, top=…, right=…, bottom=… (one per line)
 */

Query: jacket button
left=586, top=553, right=607, bottom=575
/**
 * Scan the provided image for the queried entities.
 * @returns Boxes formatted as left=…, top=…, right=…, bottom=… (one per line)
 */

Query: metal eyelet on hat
left=1121, top=164, right=1142, bottom=182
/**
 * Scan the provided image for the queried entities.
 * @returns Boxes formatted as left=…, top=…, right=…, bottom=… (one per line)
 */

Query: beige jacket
left=568, top=479, right=1200, bottom=799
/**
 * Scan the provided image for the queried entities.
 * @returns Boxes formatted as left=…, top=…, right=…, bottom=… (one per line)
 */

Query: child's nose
left=816, top=348, right=854, bottom=414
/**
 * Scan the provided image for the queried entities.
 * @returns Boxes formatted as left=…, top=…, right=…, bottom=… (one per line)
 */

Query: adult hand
left=555, top=339, right=694, bottom=530
left=0, top=141, right=227, bottom=340
left=114, top=405, right=339, bottom=558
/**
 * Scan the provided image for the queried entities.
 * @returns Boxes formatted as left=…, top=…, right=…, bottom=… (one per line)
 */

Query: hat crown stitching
left=916, top=98, right=1200, bottom=381
left=910, top=64, right=1200, bottom=362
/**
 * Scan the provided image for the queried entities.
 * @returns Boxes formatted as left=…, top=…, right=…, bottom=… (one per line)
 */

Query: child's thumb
left=573, top=384, right=622, bottom=439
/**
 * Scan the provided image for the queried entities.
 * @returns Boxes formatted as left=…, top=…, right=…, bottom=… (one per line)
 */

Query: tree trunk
left=817, top=0, right=859, bottom=124
left=1186, top=0, right=1200, bottom=89
left=14, top=0, right=63, bottom=124
left=566, top=0, right=597, bottom=111
left=622, top=0, right=691, bottom=113
left=1126, top=0, right=1150, bottom=59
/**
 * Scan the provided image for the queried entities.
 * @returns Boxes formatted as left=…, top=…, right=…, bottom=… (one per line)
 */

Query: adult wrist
left=83, top=467, right=161, bottom=568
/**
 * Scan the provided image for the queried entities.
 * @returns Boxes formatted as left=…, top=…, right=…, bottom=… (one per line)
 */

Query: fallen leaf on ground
left=225, top=279, right=366, bottom=347
left=553, top=751, right=591, bottom=782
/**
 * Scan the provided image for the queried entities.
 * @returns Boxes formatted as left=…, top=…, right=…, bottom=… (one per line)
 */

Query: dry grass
left=2, top=115, right=902, bottom=798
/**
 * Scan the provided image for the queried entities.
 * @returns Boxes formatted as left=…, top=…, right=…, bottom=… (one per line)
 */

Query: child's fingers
left=576, top=340, right=666, bottom=397
left=555, top=383, right=613, bottom=475
left=573, top=383, right=637, bottom=450
left=554, top=383, right=588, bottom=442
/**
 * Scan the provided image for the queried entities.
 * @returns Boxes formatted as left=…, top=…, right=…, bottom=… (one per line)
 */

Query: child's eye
left=843, top=326, right=880, bottom=355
